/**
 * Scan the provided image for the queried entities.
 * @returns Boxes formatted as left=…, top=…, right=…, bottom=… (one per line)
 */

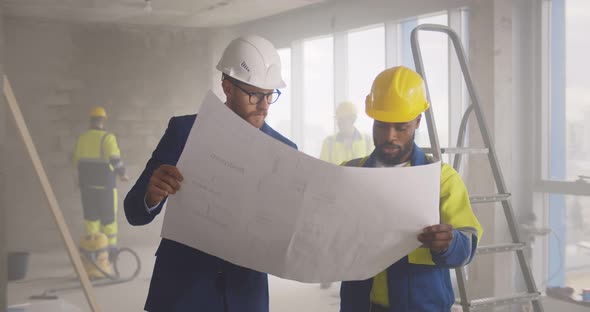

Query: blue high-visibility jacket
left=340, top=145, right=483, bottom=312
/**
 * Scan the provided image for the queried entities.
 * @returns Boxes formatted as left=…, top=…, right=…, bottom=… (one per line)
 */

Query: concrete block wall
left=4, top=17, right=213, bottom=253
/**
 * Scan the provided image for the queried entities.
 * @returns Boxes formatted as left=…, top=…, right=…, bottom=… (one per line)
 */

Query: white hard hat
left=216, top=35, right=286, bottom=90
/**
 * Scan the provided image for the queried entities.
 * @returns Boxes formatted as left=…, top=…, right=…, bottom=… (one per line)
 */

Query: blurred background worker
left=73, top=106, right=129, bottom=278
left=318, top=101, right=372, bottom=290
left=320, top=101, right=373, bottom=166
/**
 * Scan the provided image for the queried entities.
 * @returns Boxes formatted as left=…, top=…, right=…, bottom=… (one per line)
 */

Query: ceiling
left=2, top=0, right=327, bottom=28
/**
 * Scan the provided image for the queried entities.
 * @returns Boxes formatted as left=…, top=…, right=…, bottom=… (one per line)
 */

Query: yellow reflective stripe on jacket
left=408, top=163, right=483, bottom=265
left=370, top=270, right=390, bottom=307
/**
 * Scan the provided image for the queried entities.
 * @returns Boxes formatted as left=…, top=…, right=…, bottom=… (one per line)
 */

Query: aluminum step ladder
left=410, top=24, right=543, bottom=312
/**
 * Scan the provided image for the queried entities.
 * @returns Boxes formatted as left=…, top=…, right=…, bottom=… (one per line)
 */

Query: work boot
left=80, top=233, right=111, bottom=279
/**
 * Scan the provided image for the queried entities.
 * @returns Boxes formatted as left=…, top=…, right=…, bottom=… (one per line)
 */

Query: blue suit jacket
left=124, top=114, right=297, bottom=312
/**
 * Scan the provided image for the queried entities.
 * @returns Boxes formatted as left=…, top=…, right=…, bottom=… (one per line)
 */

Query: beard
left=228, top=101, right=267, bottom=128
left=244, top=110, right=267, bottom=128
left=374, top=134, right=415, bottom=166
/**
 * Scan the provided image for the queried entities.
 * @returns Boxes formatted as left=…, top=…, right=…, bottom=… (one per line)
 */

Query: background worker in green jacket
left=74, top=106, right=129, bottom=267
left=340, top=66, right=483, bottom=312
left=320, top=101, right=373, bottom=166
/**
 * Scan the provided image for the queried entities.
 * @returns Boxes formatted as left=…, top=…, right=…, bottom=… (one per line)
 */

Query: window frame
left=534, top=0, right=590, bottom=197
left=281, top=9, right=470, bottom=159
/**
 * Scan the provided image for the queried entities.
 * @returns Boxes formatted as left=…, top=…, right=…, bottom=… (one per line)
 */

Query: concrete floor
left=8, top=245, right=590, bottom=312
left=7, top=246, right=341, bottom=312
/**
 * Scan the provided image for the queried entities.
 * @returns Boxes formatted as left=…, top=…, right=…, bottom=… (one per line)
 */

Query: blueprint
left=161, top=91, right=441, bottom=282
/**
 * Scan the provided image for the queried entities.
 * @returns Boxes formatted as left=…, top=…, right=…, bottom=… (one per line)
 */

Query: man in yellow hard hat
left=339, top=66, right=483, bottom=312
left=319, top=101, right=373, bottom=166
left=74, top=106, right=129, bottom=271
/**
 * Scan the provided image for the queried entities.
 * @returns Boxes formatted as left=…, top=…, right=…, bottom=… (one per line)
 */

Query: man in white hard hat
left=124, top=35, right=297, bottom=312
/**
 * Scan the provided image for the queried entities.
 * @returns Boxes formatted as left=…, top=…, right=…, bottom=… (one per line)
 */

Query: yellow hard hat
left=365, top=66, right=429, bottom=123
left=335, top=101, right=358, bottom=118
left=89, top=106, right=107, bottom=118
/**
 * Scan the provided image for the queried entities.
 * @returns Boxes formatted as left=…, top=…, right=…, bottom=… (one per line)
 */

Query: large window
left=543, top=0, right=590, bottom=184
left=263, top=10, right=467, bottom=311
left=292, top=13, right=454, bottom=160
left=562, top=0, right=590, bottom=182
left=414, top=14, right=450, bottom=152
left=562, top=195, right=590, bottom=291
left=539, top=0, right=590, bottom=299
left=544, top=194, right=590, bottom=299
left=347, top=25, right=386, bottom=138
left=302, top=36, right=334, bottom=157
left=266, top=48, right=292, bottom=138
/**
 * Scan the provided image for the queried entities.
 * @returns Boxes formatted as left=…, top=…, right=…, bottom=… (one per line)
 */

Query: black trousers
left=80, top=186, right=115, bottom=225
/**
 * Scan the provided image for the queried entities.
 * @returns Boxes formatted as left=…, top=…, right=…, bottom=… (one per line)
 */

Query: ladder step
left=469, top=193, right=511, bottom=204
left=461, top=292, right=541, bottom=310
left=421, top=147, right=489, bottom=154
left=476, top=243, right=526, bottom=255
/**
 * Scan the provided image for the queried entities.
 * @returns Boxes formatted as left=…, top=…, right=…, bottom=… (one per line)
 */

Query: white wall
left=3, top=18, right=212, bottom=252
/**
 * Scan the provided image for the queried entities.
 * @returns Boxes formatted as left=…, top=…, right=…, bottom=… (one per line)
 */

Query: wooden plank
left=3, top=75, right=101, bottom=312
left=1, top=75, right=6, bottom=312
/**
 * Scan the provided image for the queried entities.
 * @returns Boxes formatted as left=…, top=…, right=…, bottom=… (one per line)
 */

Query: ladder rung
left=461, top=292, right=541, bottom=310
left=469, top=193, right=511, bottom=204
left=476, top=243, right=526, bottom=255
left=421, top=147, right=489, bottom=154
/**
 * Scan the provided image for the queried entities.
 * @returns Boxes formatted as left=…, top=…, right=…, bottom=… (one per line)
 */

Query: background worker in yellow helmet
left=339, top=66, right=483, bottom=312
left=319, top=101, right=373, bottom=166
left=74, top=106, right=129, bottom=268
left=318, top=101, right=372, bottom=290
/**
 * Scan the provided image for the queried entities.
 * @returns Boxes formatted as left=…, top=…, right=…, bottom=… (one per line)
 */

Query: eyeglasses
left=228, top=79, right=281, bottom=105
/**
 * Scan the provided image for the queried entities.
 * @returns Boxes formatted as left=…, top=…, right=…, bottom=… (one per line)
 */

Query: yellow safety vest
left=73, top=129, right=121, bottom=188
left=320, top=131, right=373, bottom=165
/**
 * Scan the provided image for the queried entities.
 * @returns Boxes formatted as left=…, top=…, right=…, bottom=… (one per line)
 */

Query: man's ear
left=221, top=79, right=232, bottom=98
left=415, top=114, right=422, bottom=128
